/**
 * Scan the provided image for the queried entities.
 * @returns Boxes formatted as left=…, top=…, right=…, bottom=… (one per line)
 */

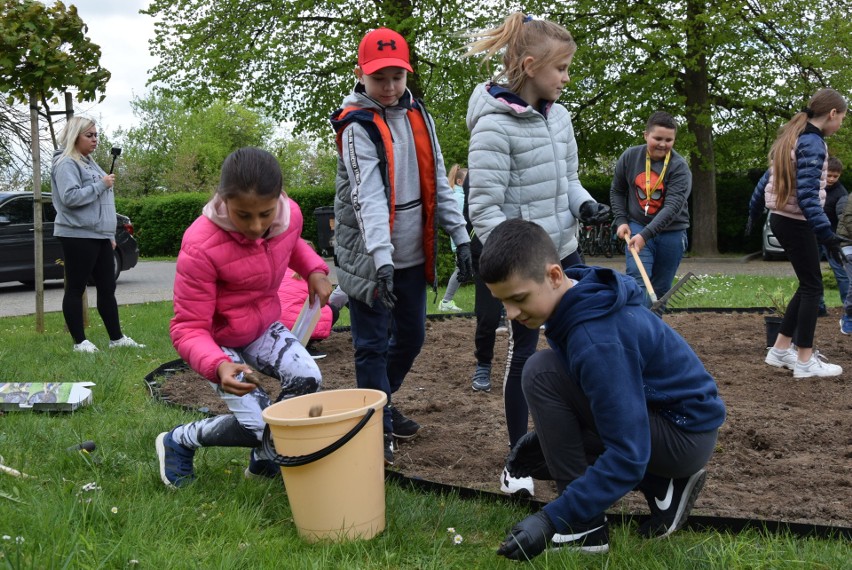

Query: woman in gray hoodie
left=50, top=116, right=143, bottom=353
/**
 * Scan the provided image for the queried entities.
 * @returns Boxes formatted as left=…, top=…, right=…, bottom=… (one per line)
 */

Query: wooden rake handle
left=625, top=236, right=658, bottom=303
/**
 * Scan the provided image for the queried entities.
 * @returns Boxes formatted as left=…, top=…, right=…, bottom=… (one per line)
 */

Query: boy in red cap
left=330, top=28, right=473, bottom=465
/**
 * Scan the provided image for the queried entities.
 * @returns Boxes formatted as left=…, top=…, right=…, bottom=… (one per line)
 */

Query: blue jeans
left=819, top=245, right=849, bottom=307
left=625, top=222, right=687, bottom=307
left=348, top=264, right=427, bottom=433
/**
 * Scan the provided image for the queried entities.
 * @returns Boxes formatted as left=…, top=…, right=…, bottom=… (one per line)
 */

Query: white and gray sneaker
left=764, top=346, right=797, bottom=370
left=73, top=340, right=99, bottom=353
left=109, top=335, right=146, bottom=348
left=500, top=467, right=534, bottom=498
left=793, top=351, right=842, bottom=379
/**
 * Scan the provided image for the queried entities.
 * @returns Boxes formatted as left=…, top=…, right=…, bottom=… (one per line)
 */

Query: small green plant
left=758, top=286, right=790, bottom=317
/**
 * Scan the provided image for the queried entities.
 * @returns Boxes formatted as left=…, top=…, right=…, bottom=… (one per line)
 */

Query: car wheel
left=113, top=250, right=122, bottom=282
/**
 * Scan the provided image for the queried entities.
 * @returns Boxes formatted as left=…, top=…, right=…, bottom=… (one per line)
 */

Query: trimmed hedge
left=114, top=172, right=781, bottom=262
left=115, top=187, right=336, bottom=258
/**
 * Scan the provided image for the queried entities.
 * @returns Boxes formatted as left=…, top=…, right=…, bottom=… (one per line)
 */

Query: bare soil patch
left=158, top=310, right=852, bottom=528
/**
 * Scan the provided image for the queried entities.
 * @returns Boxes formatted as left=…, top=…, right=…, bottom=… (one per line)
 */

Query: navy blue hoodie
left=541, top=266, right=726, bottom=529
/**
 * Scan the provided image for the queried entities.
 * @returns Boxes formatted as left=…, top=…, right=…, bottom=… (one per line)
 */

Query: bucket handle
left=261, top=407, right=375, bottom=467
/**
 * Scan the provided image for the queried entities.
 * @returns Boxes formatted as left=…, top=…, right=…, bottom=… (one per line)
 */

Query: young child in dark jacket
left=478, top=218, right=725, bottom=561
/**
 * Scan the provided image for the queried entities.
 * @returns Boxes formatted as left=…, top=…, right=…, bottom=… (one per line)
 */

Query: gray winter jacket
left=50, top=149, right=116, bottom=239
left=466, top=83, right=594, bottom=259
left=331, top=86, right=469, bottom=305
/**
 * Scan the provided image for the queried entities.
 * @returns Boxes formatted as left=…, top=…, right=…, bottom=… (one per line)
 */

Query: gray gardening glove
left=375, top=264, right=396, bottom=310
left=578, top=201, right=611, bottom=225
left=496, top=511, right=556, bottom=561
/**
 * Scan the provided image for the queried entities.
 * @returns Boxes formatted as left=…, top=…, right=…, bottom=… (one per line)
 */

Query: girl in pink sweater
left=156, top=147, right=332, bottom=488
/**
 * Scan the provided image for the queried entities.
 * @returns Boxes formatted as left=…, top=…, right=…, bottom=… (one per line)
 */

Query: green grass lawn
left=0, top=287, right=849, bottom=568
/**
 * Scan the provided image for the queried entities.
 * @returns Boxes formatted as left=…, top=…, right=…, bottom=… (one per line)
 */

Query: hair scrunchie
left=801, top=107, right=815, bottom=118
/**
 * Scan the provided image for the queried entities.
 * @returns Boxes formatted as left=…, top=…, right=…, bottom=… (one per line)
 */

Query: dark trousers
left=471, top=235, right=503, bottom=364
left=503, top=251, right=582, bottom=450
left=523, top=350, right=718, bottom=494
left=348, top=264, right=427, bottom=433
left=58, top=237, right=121, bottom=344
left=770, top=215, right=822, bottom=348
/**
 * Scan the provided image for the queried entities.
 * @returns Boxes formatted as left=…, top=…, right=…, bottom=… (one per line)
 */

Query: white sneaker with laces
left=793, top=351, right=842, bottom=378
left=439, top=299, right=463, bottom=312
left=500, top=467, right=534, bottom=497
left=764, top=346, right=797, bottom=370
left=109, top=335, right=146, bottom=349
left=73, top=340, right=99, bottom=353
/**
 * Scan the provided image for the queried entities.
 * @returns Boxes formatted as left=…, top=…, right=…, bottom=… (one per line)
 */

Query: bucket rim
left=262, top=388, right=387, bottom=427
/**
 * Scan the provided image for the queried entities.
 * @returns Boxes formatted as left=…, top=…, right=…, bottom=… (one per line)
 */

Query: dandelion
left=453, top=534, right=463, bottom=545
left=111, top=507, right=118, bottom=514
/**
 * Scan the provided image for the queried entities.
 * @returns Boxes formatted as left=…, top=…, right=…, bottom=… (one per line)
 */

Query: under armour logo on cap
left=358, top=28, right=413, bottom=74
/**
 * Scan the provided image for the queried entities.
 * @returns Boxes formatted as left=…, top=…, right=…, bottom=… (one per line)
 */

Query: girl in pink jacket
left=156, top=147, right=332, bottom=488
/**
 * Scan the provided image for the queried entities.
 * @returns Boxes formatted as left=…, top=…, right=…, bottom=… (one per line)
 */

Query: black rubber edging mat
left=383, top=471, right=852, bottom=541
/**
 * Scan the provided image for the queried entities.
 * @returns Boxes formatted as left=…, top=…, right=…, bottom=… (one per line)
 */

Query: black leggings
left=769, top=215, right=822, bottom=348
left=58, top=237, right=122, bottom=343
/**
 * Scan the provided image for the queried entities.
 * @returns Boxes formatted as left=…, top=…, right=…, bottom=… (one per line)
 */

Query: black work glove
left=496, top=511, right=556, bottom=561
left=455, top=242, right=474, bottom=284
left=506, top=431, right=553, bottom=480
left=578, top=201, right=611, bottom=225
left=820, top=234, right=845, bottom=265
left=375, top=264, right=396, bottom=310
left=744, top=216, right=755, bottom=237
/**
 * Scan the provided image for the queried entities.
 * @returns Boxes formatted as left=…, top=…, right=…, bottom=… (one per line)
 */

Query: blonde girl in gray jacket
left=464, top=12, right=610, bottom=500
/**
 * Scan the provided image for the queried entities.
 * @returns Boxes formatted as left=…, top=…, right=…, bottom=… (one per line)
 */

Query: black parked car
left=0, top=191, right=139, bottom=285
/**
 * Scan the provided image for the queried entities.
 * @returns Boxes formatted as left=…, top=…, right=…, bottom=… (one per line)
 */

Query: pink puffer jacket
left=170, top=195, right=328, bottom=382
left=277, top=269, right=333, bottom=340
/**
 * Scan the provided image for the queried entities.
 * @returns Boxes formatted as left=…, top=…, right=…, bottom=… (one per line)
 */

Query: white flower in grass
left=1, top=535, right=10, bottom=540
left=127, top=560, right=139, bottom=565
left=111, top=507, right=118, bottom=514
left=453, top=534, right=463, bottom=545
left=446, top=527, right=455, bottom=533
left=15, top=536, right=23, bottom=544
left=81, top=482, right=101, bottom=492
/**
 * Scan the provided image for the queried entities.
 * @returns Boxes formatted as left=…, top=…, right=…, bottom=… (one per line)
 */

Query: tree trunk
left=683, top=0, right=719, bottom=256
left=31, top=92, right=44, bottom=332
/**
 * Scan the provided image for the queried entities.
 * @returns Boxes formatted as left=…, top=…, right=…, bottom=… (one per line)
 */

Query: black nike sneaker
left=638, top=469, right=707, bottom=538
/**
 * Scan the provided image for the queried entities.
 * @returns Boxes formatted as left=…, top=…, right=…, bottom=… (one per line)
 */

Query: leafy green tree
left=144, top=0, right=851, bottom=253
left=545, top=0, right=852, bottom=254
left=0, top=0, right=110, bottom=146
left=115, top=92, right=276, bottom=195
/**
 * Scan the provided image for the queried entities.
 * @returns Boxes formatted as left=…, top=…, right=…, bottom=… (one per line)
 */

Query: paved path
left=0, top=254, right=804, bottom=318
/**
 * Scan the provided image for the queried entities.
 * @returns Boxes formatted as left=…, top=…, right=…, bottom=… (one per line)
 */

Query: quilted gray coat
left=466, top=82, right=594, bottom=260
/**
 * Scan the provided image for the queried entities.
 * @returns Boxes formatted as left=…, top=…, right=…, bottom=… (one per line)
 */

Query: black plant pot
left=764, top=315, right=783, bottom=348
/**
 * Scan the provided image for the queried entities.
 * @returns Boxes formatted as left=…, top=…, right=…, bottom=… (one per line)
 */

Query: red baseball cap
left=358, top=28, right=413, bottom=75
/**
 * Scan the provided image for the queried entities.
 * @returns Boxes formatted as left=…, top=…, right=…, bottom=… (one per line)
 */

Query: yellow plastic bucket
left=261, top=388, right=387, bottom=542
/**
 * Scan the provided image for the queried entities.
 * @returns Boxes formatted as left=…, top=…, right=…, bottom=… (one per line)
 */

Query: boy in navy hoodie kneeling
left=479, top=219, right=726, bottom=561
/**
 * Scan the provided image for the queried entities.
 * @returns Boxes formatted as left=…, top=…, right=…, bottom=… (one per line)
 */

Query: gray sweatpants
left=171, top=321, right=322, bottom=459
left=522, top=349, right=717, bottom=495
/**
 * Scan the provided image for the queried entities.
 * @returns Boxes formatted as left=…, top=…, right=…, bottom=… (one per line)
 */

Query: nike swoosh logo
left=552, top=525, right=604, bottom=543
left=655, top=479, right=674, bottom=511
